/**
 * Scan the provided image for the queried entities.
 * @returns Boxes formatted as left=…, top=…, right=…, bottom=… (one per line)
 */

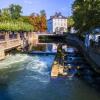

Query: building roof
left=47, top=12, right=67, bottom=21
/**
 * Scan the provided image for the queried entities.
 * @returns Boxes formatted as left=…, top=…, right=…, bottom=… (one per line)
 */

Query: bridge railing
left=0, top=32, right=22, bottom=51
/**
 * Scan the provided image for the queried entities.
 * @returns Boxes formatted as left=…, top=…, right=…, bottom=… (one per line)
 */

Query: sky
left=0, top=0, right=75, bottom=19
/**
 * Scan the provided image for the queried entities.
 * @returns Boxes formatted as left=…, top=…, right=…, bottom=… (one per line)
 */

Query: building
left=47, top=13, right=67, bottom=34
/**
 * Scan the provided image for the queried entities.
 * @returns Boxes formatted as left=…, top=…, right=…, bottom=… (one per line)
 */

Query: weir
left=0, top=32, right=100, bottom=74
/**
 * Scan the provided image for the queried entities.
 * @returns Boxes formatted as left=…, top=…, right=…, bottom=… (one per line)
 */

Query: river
left=0, top=52, right=100, bottom=100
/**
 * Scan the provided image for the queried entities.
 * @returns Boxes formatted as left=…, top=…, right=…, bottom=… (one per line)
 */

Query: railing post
left=0, top=48, right=5, bottom=60
left=4, top=32, right=10, bottom=48
left=17, top=33, right=20, bottom=40
left=0, top=32, right=6, bottom=60
left=5, top=32, right=9, bottom=41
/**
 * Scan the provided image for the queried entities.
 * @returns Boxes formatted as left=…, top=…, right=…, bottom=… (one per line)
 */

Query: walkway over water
left=0, top=33, right=23, bottom=60
left=0, top=34, right=22, bottom=51
left=0, top=32, right=65, bottom=60
left=0, top=32, right=64, bottom=50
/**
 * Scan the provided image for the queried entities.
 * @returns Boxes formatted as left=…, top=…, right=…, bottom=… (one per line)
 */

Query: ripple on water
left=25, top=55, right=55, bottom=83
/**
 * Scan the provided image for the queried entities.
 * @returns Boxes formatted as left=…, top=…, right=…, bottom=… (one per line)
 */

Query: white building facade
left=47, top=14, right=67, bottom=34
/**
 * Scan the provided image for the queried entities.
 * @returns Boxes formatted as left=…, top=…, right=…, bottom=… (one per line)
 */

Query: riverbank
left=66, top=34, right=100, bottom=74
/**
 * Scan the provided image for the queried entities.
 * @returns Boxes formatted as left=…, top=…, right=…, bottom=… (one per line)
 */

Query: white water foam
left=0, top=54, right=28, bottom=69
left=26, top=58, right=48, bottom=74
left=26, top=55, right=55, bottom=83
left=0, top=54, right=55, bottom=83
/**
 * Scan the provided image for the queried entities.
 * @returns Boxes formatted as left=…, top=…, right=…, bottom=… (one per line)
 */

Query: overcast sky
left=0, top=0, right=74, bottom=18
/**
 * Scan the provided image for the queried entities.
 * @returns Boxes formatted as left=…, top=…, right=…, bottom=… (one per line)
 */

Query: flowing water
left=0, top=53, right=100, bottom=100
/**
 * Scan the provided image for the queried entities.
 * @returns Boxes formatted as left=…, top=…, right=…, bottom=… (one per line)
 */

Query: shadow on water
left=77, top=63, right=100, bottom=92
left=0, top=80, right=12, bottom=100
left=72, top=54, right=100, bottom=92
left=62, top=45, right=100, bottom=92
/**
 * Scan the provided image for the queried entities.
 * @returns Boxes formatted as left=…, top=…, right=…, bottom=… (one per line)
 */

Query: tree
left=72, top=0, right=100, bottom=34
left=0, top=4, right=34, bottom=32
left=31, top=12, right=35, bottom=16
left=67, top=16, right=74, bottom=27
left=29, top=10, right=47, bottom=32
left=40, top=10, right=47, bottom=32
left=0, top=8, right=11, bottom=21
left=18, top=16, right=31, bottom=24
left=9, top=4, right=22, bottom=19
left=40, top=10, right=46, bottom=16
left=29, top=13, right=39, bottom=32
left=0, top=9, right=1, bottom=16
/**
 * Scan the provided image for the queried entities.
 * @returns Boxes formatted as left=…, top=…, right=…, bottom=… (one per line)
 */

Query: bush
left=0, top=21, right=34, bottom=32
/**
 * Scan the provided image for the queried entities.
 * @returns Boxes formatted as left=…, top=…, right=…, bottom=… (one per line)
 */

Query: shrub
left=0, top=21, right=34, bottom=32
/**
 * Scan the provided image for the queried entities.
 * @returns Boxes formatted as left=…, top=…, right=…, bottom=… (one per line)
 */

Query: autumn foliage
left=29, top=11, right=47, bottom=32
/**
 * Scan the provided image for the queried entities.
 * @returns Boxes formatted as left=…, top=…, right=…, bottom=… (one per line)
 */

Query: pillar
left=0, top=47, right=5, bottom=60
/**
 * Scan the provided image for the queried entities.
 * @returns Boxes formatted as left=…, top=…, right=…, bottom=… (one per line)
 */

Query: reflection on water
left=0, top=52, right=100, bottom=100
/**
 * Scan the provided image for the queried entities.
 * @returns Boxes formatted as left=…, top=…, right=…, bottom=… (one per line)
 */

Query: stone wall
left=66, top=34, right=100, bottom=73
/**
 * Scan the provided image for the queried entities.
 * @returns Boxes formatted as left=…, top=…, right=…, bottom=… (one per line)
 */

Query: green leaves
left=0, top=4, right=34, bottom=32
left=72, top=0, right=100, bottom=33
left=67, top=16, right=74, bottom=27
left=0, top=21, right=34, bottom=32
left=9, top=4, right=22, bottom=19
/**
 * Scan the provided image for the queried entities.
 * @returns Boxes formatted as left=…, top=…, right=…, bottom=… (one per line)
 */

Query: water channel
left=0, top=45, right=100, bottom=100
